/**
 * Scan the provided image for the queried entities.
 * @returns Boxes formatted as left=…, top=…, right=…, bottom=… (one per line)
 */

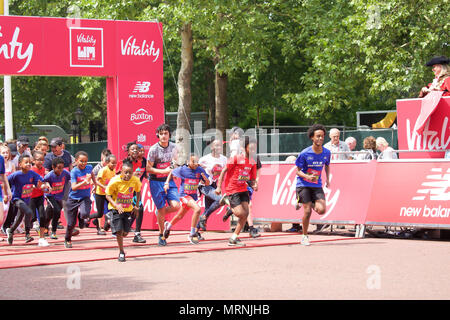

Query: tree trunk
left=206, top=66, right=215, bottom=129
left=215, top=70, right=228, bottom=140
left=176, top=23, right=193, bottom=165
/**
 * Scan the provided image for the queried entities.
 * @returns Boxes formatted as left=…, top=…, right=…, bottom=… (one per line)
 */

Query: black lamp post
left=75, top=107, right=83, bottom=143
left=71, top=120, right=77, bottom=143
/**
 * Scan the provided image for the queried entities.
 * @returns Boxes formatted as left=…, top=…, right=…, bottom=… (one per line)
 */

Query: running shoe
left=64, top=240, right=72, bottom=248
left=219, top=194, right=231, bottom=206
left=38, top=238, right=49, bottom=247
left=196, top=232, right=205, bottom=241
left=57, top=223, right=64, bottom=230
left=228, top=237, right=245, bottom=246
left=50, top=233, right=58, bottom=240
left=163, top=221, right=171, bottom=240
left=97, top=230, right=107, bottom=235
left=158, top=235, right=167, bottom=246
left=133, top=234, right=146, bottom=243
left=72, top=228, right=80, bottom=236
left=222, top=208, right=233, bottom=222
left=6, top=228, right=13, bottom=245
left=118, top=253, right=126, bottom=262
left=250, top=227, right=261, bottom=238
left=301, top=235, right=310, bottom=246
left=25, top=234, right=34, bottom=243
left=188, top=234, right=199, bottom=244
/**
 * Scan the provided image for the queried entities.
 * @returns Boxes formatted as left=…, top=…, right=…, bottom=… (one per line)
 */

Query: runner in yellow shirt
left=105, top=160, right=142, bottom=262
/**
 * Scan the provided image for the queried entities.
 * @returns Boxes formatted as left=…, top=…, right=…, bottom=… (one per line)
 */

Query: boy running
left=146, top=124, right=180, bottom=246
left=64, top=151, right=96, bottom=248
left=43, top=157, right=71, bottom=241
left=295, top=124, right=330, bottom=246
left=105, top=160, right=142, bottom=262
left=6, top=155, right=50, bottom=245
left=215, top=136, right=258, bottom=247
left=163, top=154, right=209, bottom=244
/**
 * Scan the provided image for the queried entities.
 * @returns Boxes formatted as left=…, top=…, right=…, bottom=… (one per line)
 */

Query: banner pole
left=3, top=0, right=14, bottom=141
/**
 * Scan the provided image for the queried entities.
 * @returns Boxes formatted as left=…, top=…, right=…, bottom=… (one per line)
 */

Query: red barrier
left=251, top=161, right=450, bottom=230
left=251, top=162, right=376, bottom=225
left=365, top=160, right=450, bottom=228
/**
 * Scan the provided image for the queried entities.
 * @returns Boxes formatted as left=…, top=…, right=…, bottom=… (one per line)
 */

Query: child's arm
left=201, top=172, right=210, bottom=186
left=164, top=171, right=173, bottom=193
left=133, top=191, right=141, bottom=217
left=0, top=174, right=11, bottom=203
left=106, top=194, right=124, bottom=214
left=215, top=167, right=228, bottom=195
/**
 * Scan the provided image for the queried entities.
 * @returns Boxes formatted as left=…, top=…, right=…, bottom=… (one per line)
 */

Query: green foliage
left=2, top=0, right=449, bottom=136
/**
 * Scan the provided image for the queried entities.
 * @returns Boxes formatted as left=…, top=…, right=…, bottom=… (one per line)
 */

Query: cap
left=17, top=136, right=29, bottom=145
left=8, top=143, right=18, bottom=157
left=49, top=138, right=63, bottom=147
left=425, top=55, right=450, bottom=67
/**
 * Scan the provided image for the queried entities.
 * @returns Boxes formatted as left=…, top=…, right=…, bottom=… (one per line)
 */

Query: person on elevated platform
left=419, top=55, right=450, bottom=98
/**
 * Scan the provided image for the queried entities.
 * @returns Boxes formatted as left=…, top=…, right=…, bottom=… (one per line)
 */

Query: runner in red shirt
left=216, top=136, right=258, bottom=246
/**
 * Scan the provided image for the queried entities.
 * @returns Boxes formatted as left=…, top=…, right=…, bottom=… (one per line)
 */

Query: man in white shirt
left=324, top=128, right=350, bottom=160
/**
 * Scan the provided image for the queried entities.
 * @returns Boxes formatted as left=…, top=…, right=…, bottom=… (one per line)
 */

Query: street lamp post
left=75, top=108, right=83, bottom=143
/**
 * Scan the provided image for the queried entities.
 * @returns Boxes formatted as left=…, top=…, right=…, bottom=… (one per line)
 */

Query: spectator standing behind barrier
left=345, top=137, right=357, bottom=160
left=324, top=128, right=350, bottom=160
left=357, top=136, right=378, bottom=160
left=419, top=55, right=450, bottom=98
left=13, top=137, right=32, bottom=168
left=376, top=137, right=398, bottom=160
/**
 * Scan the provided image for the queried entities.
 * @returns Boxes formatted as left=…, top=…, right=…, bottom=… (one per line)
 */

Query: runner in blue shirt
left=295, top=124, right=331, bottom=246
left=43, top=157, right=71, bottom=240
left=6, top=154, right=50, bottom=245
left=162, top=154, right=209, bottom=244
left=64, top=151, right=96, bottom=248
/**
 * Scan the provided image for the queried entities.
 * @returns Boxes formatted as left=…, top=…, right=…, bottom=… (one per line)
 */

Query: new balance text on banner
left=397, top=97, right=450, bottom=159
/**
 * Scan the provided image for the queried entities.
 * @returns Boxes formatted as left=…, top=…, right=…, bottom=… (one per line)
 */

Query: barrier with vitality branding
left=0, top=15, right=164, bottom=159
left=251, top=160, right=450, bottom=231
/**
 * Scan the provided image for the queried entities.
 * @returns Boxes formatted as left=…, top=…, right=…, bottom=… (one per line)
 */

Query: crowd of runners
left=0, top=123, right=331, bottom=262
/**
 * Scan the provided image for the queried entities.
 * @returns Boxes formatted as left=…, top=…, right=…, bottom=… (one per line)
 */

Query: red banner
left=397, top=97, right=450, bottom=158
left=251, top=162, right=377, bottom=225
left=366, top=161, right=450, bottom=228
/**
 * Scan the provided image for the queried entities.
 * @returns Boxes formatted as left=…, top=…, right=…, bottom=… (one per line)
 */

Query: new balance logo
left=133, top=81, right=150, bottom=93
left=412, top=168, right=450, bottom=201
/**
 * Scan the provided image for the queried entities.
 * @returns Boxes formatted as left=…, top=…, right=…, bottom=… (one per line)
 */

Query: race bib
left=22, top=184, right=34, bottom=198
left=155, top=162, right=171, bottom=178
left=184, top=178, right=199, bottom=194
left=116, top=192, right=133, bottom=209
left=304, top=168, right=320, bottom=184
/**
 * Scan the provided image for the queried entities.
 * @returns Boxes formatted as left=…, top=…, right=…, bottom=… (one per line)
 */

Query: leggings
left=29, top=196, right=46, bottom=228
left=45, top=196, right=63, bottom=233
left=9, top=199, right=34, bottom=234
left=65, top=197, right=92, bottom=242
left=90, top=194, right=108, bottom=230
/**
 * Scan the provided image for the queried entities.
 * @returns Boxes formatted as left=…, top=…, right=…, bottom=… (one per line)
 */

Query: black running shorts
left=229, top=191, right=250, bottom=208
left=296, top=187, right=325, bottom=204
left=110, top=210, right=132, bottom=235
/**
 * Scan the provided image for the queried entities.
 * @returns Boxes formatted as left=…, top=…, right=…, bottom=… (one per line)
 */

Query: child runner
left=91, top=154, right=117, bottom=235
left=196, top=139, right=228, bottom=232
left=116, top=142, right=147, bottom=243
left=0, top=145, right=14, bottom=230
left=90, top=148, right=112, bottom=232
left=163, top=154, right=210, bottom=244
left=295, top=124, right=330, bottom=246
left=6, top=155, right=50, bottom=245
left=146, top=124, right=180, bottom=246
left=105, top=159, right=142, bottom=262
left=215, top=136, right=258, bottom=246
left=43, top=157, right=71, bottom=240
left=29, top=151, right=49, bottom=246
left=64, top=151, right=96, bottom=248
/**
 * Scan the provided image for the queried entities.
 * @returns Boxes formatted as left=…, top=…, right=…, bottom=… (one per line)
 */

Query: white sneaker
left=301, top=235, right=310, bottom=246
left=38, top=238, right=50, bottom=247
